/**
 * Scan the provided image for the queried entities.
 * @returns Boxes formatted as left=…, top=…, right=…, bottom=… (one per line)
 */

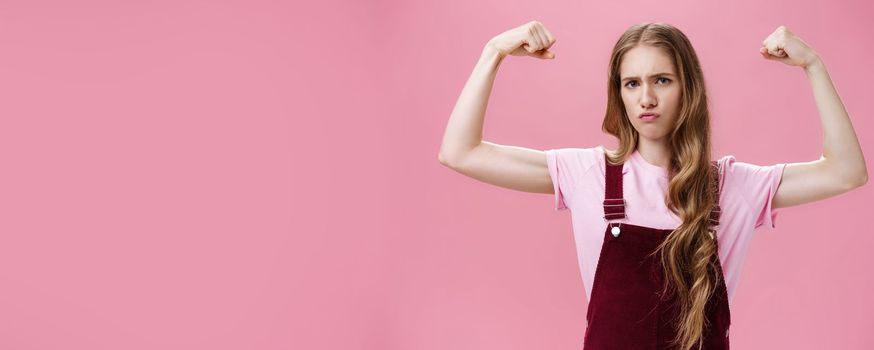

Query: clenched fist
left=759, top=25, right=820, bottom=69
left=486, top=21, right=557, bottom=60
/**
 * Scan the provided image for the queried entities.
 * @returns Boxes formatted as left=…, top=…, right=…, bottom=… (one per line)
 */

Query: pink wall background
left=1, top=0, right=872, bottom=349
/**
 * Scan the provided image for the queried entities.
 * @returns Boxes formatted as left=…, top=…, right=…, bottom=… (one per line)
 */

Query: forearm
left=438, top=44, right=505, bottom=163
left=804, top=57, right=868, bottom=183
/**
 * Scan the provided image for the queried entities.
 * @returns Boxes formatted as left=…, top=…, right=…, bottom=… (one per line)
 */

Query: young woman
left=438, top=21, right=867, bottom=350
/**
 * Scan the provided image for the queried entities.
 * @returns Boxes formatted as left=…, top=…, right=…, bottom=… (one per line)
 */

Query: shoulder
left=717, top=154, right=786, bottom=199
left=545, top=145, right=603, bottom=175
left=717, top=154, right=784, bottom=182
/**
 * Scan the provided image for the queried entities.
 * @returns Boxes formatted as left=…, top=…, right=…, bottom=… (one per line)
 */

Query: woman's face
left=619, top=45, right=682, bottom=142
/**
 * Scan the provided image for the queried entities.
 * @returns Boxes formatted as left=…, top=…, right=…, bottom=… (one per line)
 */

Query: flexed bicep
left=440, top=141, right=554, bottom=194
left=772, top=157, right=866, bottom=209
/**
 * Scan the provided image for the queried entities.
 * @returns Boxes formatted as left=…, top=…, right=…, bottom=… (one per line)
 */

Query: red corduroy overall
left=582, top=156, right=731, bottom=350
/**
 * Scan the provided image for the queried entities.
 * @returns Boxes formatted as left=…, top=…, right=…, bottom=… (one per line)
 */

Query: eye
left=625, top=77, right=671, bottom=88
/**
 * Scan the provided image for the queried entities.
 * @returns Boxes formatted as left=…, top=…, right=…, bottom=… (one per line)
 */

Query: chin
left=636, top=130, right=670, bottom=140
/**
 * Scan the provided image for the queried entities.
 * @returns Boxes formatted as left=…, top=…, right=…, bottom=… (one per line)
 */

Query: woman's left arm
left=758, top=26, right=868, bottom=209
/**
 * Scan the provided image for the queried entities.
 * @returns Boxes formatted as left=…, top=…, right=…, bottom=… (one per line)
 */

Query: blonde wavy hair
left=601, top=22, right=722, bottom=350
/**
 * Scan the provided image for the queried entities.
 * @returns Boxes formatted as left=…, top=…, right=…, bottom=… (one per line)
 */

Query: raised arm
left=438, top=21, right=558, bottom=194
left=758, top=26, right=868, bottom=209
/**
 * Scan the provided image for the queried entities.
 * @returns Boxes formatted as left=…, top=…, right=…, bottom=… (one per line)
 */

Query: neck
left=636, top=139, right=671, bottom=169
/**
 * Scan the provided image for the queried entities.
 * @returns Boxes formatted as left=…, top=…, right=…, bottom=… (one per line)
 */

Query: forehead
left=619, top=45, right=675, bottom=78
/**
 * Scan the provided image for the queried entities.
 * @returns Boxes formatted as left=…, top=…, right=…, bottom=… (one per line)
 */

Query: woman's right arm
left=438, top=22, right=557, bottom=194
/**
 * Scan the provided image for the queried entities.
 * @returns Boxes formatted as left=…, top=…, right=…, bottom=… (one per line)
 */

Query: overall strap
left=603, top=155, right=626, bottom=221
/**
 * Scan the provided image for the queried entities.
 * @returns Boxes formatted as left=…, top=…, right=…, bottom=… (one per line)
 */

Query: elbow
left=845, top=172, right=868, bottom=190
left=856, top=173, right=868, bottom=187
left=854, top=165, right=868, bottom=188
left=438, top=151, right=453, bottom=167
left=439, top=144, right=479, bottom=168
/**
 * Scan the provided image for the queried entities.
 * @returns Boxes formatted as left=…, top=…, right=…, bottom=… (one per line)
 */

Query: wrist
left=803, top=55, right=824, bottom=74
left=483, top=42, right=506, bottom=62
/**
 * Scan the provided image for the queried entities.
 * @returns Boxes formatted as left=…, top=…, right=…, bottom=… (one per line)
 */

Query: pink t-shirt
left=545, top=145, right=787, bottom=308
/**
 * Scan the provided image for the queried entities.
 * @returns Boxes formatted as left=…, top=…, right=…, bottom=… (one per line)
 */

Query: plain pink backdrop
left=1, top=0, right=872, bottom=349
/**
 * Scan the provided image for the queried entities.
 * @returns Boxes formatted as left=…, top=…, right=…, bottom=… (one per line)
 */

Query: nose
left=640, top=83, right=657, bottom=108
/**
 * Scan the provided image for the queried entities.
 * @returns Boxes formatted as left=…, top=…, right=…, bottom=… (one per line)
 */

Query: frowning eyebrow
left=621, top=73, right=676, bottom=82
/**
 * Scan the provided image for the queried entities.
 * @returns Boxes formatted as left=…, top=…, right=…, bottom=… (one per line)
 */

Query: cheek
left=661, top=88, right=681, bottom=108
left=670, top=86, right=682, bottom=102
left=620, top=92, right=634, bottom=108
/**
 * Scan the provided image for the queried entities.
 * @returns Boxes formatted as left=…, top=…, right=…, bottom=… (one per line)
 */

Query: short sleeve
left=722, top=155, right=787, bottom=232
left=545, top=147, right=600, bottom=211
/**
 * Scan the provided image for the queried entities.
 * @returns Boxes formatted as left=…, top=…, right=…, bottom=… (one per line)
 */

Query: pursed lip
left=639, top=112, right=660, bottom=118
